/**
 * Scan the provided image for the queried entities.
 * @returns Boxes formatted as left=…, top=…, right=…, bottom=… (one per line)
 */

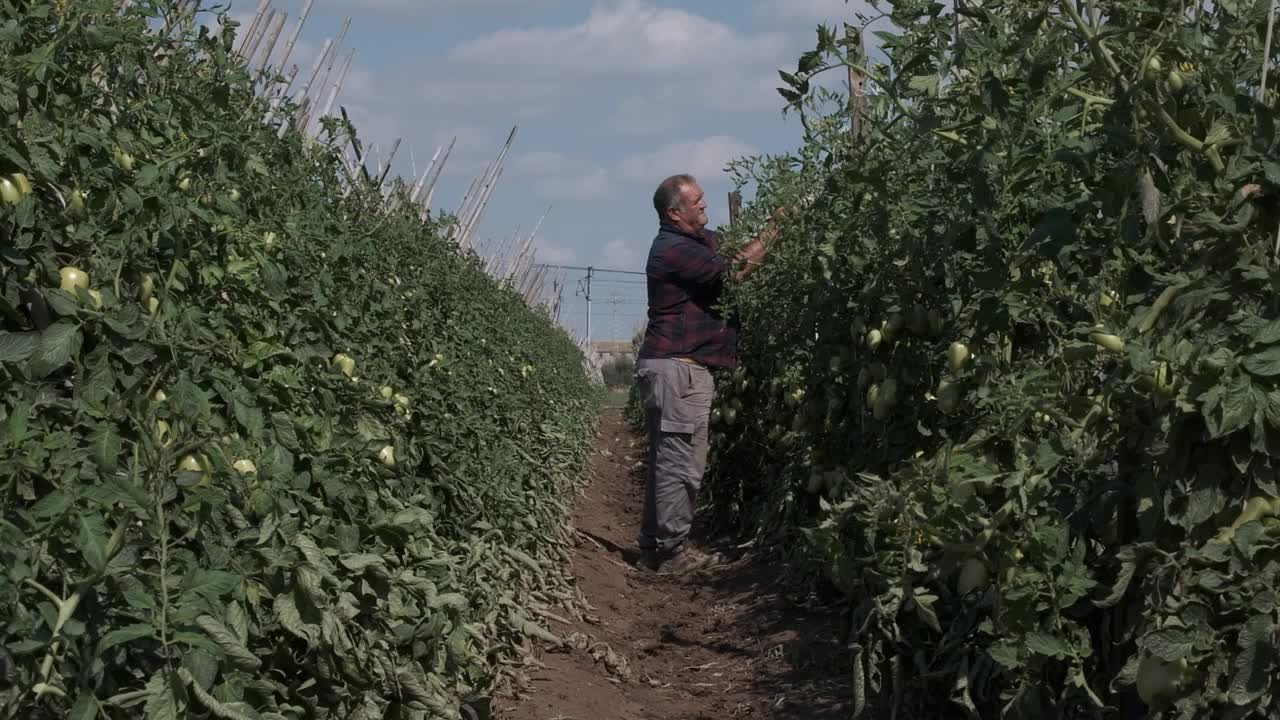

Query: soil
left=494, top=407, right=852, bottom=720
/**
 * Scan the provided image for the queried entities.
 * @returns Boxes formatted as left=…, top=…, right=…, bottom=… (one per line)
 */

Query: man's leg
left=635, top=359, right=717, bottom=571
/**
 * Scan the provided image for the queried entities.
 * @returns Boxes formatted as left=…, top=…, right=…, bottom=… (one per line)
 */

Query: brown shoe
left=656, top=545, right=723, bottom=575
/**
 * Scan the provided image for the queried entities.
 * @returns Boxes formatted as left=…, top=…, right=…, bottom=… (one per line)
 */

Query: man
left=634, top=173, right=785, bottom=574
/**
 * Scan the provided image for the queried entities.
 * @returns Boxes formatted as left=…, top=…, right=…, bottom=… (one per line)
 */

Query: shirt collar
left=659, top=220, right=713, bottom=243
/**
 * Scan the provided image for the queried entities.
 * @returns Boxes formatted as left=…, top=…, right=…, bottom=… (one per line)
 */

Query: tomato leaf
left=78, top=514, right=109, bottom=573
left=96, top=623, right=155, bottom=653
left=180, top=570, right=239, bottom=605
left=29, top=320, right=82, bottom=377
left=90, top=422, right=121, bottom=474
left=1229, top=615, right=1274, bottom=704
left=194, top=615, right=260, bottom=671
left=69, top=691, right=98, bottom=720
left=1025, top=632, right=1073, bottom=659
left=1242, top=346, right=1280, bottom=377
left=0, top=330, right=38, bottom=363
left=1143, top=627, right=1195, bottom=661
left=142, top=670, right=183, bottom=720
left=171, top=375, right=212, bottom=422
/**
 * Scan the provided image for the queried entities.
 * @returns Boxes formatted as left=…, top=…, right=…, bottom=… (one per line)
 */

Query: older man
left=634, top=173, right=784, bottom=574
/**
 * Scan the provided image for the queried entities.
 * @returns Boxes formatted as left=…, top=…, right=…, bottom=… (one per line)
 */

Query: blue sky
left=212, top=0, right=881, bottom=341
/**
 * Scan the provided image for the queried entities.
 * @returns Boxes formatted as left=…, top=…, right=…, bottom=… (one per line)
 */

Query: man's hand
left=728, top=203, right=794, bottom=282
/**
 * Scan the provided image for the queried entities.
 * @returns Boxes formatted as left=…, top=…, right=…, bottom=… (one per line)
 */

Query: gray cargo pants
left=634, top=357, right=715, bottom=555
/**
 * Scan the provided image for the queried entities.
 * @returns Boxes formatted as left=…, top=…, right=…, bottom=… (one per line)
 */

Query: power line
left=532, top=263, right=644, bottom=276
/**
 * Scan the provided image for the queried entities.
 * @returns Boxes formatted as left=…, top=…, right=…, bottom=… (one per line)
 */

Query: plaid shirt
left=637, top=222, right=738, bottom=369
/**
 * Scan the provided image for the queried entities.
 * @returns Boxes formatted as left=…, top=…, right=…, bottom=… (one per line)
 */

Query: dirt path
left=494, top=408, right=851, bottom=720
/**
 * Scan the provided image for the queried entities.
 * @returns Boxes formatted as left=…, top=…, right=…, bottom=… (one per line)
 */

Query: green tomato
left=113, top=148, right=135, bottom=172
left=936, top=379, right=962, bottom=414
left=59, top=266, right=90, bottom=293
left=1089, top=331, right=1125, bottom=353
left=0, top=178, right=21, bottom=205
left=948, top=341, right=970, bottom=372
left=9, top=173, right=32, bottom=195
left=378, top=445, right=396, bottom=467
left=332, top=353, right=356, bottom=378
left=177, top=453, right=211, bottom=487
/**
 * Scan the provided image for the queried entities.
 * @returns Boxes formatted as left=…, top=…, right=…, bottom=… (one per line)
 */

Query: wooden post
left=847, top=24, right=867, bottom=139
left=727, top=191, right=742, bottom=225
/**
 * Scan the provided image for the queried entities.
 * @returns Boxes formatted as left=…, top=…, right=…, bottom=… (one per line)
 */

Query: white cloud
left=511, top=151, right=614, bottom=201
left=451, top=0, right=788, bottom=76
left=601, top=238, right=641, bottom=270
left=422, top=0, right=790, bottom=119
left=228, top=0, right=570, bottom=20
left=751, top=0, right=878, bottom=24
left=533, top=238, right=578, bottom=265
left=618, top=136, right=760, bottom=186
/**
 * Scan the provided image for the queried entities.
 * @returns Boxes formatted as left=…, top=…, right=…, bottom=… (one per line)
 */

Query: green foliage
left=600, top=356, right=634, bottom=389
left=0, top=2, right=595, bottom=718
left=710, top=0, right=1280, bottom=717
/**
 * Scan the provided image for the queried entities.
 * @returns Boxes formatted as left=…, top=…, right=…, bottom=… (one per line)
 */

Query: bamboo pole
left=235, top=0, right=271, bottom=56
left=460, top=165, right=505, bottom=250
left=279, top=36, right=333, bottom=138
left=455, top=174, right=482, bottom=223
left=414, top=144, right=450, bottom=202
left=417, top=136, right=455, bottom=208
left=301, top=24, right=348, bottom=132
left=241, top=8, right=277, bottom=64
left=457, top=127, right=517, bottom=248
left=312, top=49, right=354, bottom=138
left=253, top=11, right=288, bottom=73
left=375, top=137, right=402, bottom=190
left=274, top=0, right=314, bottom=78
left=262, top=65, right=298, bottom=127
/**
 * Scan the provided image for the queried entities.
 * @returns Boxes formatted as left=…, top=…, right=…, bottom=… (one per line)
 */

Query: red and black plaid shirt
left=637, top=222, right=738, bottom=369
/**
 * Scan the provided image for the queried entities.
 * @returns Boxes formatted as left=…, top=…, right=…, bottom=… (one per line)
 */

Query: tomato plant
left=706, top=0, right=1280, bottom=716
left=0, top=2, right=598, bottom=718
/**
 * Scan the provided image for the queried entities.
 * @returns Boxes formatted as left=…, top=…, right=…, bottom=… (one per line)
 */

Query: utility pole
left=584, top=266, right=593, bottom=344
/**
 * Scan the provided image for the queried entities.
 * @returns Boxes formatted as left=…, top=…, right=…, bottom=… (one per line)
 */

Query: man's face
left=669, top=182, right=709, bottom=233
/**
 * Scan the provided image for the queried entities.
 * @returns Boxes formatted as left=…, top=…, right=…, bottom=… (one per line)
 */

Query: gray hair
left=653, top=174, right=696, bottom=217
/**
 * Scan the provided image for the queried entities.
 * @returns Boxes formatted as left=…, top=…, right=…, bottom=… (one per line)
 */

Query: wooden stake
left=847, top=24, right=867, bottom=139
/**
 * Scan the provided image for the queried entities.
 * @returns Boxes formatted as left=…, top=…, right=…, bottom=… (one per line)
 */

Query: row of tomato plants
left=1, top=2, right=597, bottom=719
left=678, top=0, right=1280, bottom=717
